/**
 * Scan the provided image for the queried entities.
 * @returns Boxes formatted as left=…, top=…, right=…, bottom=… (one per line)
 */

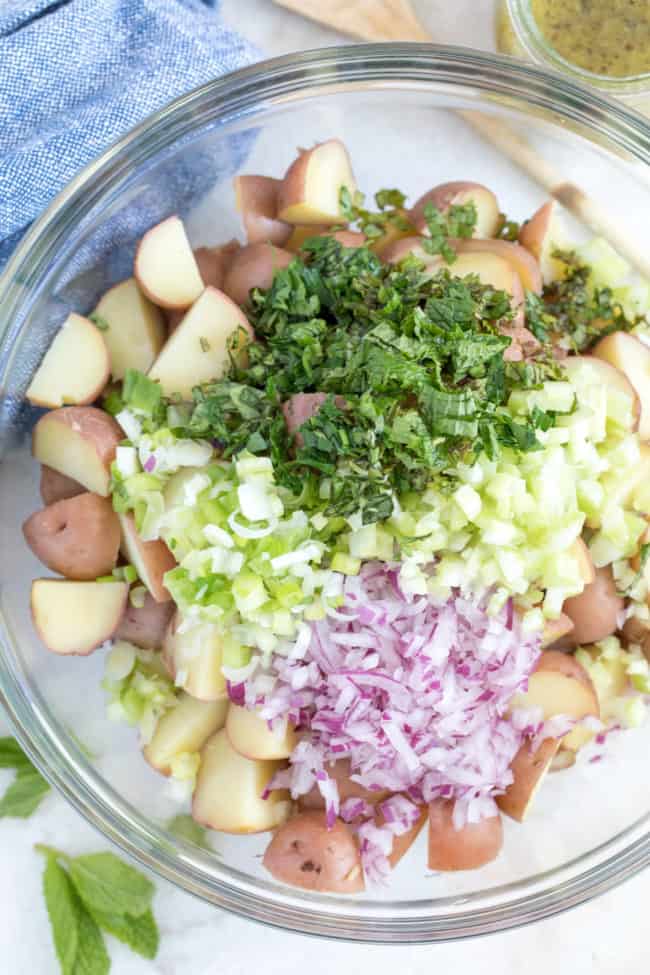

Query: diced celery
left=330, top=552, right=361, bottom=575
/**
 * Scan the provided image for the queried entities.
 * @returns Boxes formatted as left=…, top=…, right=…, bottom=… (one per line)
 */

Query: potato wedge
left=277, top=140, right=356, bottom=225
left=192, top=730, right=290, bottom=834
left=162, top=612, right=227, bottom=700
left=226, top=705, right=296, bottom=760
left=32, top=407, right=123, bottom=497
left=428, top=799, right=503, bottom=871
left=40, top=466, right=84, bottom=506
left=384, top=806, right=428, bottom=869
left=134, top=216, right=203, bottom=309
left=222, top=243, right=293, bottom=308
left=541, top=612, right=574, bottom=649
left=31, top=579, right=128, bottom=655
left=497, top=738, right=559, bottom=822
left=263, top=811, right=364, bottom=892
left=234, top=175, right=291, bottom=246
left=454, top=239, right=543, bottom=294
left=299, top=759, right=390, bottom=810
left=92, top=278, right=166, bottom=380
left=26, top=314, right=110, bottom=408
left=114, top=592, right=174, bottom=650
left=410, top=181, right=500, bottom=238
left=119, top=514, right=175, bottom=603
left=23, top=493, right=120, bottom=581
left=593, top=332, right=650, bottom=440
left=148, top=286, right=253, bottom=399
left=144, top=693, right=228, bottom=775
left=563, top=565, right=623, bottom=646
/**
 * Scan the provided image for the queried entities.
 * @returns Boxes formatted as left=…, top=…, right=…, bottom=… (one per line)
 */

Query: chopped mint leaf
left=496, top=214, right=521, bottom=241
left=89, top=313, right=110, bottom=332
left=122, top=369, right=163, bottom=417
left=199, top=336, right=211, bottom=353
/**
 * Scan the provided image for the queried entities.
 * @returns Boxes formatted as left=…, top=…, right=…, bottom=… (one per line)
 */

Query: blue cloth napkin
left=0, top=0, right=259, bottom=270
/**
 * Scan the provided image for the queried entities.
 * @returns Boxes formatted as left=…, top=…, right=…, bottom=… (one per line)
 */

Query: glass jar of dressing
left=497, top=0, right=650, bottom=113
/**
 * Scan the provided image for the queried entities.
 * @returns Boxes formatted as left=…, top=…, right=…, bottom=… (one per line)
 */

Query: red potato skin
left=496, top=737, right=559, bottom=821
left=298, top=759, right=390, bottom=810
left=282, top=393, right=347, bottom=449
left=222, top=243, right=293, bottom=308
left=114, top=592, right=175, bottom=650
left=166, top=241, right=241, bottom=333
left=519, top=201, right=554, bottom=260
left=39, top=465, right=85, bottom=505
left=384, top=806, right=428, bottom=869
left=33, top=405, right=123, bottom=471
left=324, top=229, right=366, bottom=247
left=122, top=521, right=176, bottom=603
left=622, top=617, right=650, bottom=663
left=234, top=175, right=292, bottom=246
left=23, top=493, right=121, bottom=581
left=409, top=181, right=499, bottom=237
left=533, top=649, right=596, bottom=691
left=563, top=565, right=624, bottom=646
left=428, top=799, right=503, bottom=871
left=263, top=811, right=365, bottom=893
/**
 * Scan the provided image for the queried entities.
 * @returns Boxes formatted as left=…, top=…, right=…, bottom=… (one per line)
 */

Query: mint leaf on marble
left=68, top=852, right=155, bottom=918
left=0, top=738, right=50, bottom=817
left=87, top=907, right=159, bottom=960
left=43, top=855, right=79, bottom=975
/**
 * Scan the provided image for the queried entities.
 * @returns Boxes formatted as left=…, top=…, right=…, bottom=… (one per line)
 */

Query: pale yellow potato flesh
left=118, top=513, right=175, bottom=604
left=31, top=579, right=128, bottom=655
left=92, top=278, right=166, bottom=380
left=134, top=216, right=204, bottom=309
left=26, top=314, right=109, bottom=407
left=277, top=140, right=356, bottom=225
left=497, top=738, right=559, bottom=822
left=593, top=331, right=650, bottom=440
left=32, top=407, right=123, bottom=497
left=519, top=200, right=567, bottom=285
left=162, top=612, right=227, bottom=701
left=192, top=730, right=290, bottom=834
left=148, top=286, right=253, bottom=399
left=144, top=693, right=228, bottom=775
left=563, top=355, right=640, bottom=432
left=226, top=704, right=296, bottom=760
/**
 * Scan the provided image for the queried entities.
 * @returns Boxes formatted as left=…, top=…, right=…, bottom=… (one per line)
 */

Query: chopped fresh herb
left=339, top=186, right=412, bottom=242
left=122, top=369, right=163, bottom=420
left=101, top=389, right=124, bottom=417
left=89, top=313, right=110, bottom=332
left=524, top=291, right=553, bottom=343
left=541, top=249, right=638, bottom=352
left=421, top=200, right=477, bottom=264
left=640, top=542, right=650, bottom=572
left=0, top=737, right=50, bottom=818
left=199, top=336, right=211, bottom=353
left=496, top=215, right=521, bottom=241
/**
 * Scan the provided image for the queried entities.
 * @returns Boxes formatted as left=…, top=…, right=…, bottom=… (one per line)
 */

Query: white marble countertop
left=1, top=1, right=648, bottom=972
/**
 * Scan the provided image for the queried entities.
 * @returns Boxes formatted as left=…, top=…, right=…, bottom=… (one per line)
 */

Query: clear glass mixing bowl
left=0, top=44, right=649, bottom=944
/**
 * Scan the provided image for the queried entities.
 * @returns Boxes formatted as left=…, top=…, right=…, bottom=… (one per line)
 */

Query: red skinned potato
left=497, top=738, right=559, bottom=821
left=234, top=175, right=291, bottom=246
left=114, top=592, right=175, bottom=650
left=134, top=216, right=203, bottom=310
left=118, top=514, right=176, bottom=603
left=277, top=140, right=356, bottom=225
left=32, top=406, right=123, bottom=497
left=92, top=279, right=166, bottom=380
left=541, top=612, right=575, bottom=649
left=222, top=243, right=293, bottom=308
left=519, top=200, right=566, bottom=284
left=454, top=239, right=543, bottom=294
left=23, top=493, right=120, bottom=581
left=563, top=565, right=623, bottom=646
left=383, top=806, right=428, bottom=869
left=26, top=313, right=110, bottom=408
left=299, top=759, right=390, bottom=810
left=31, top=579, right=128, bottom=655
left=40, top=466, right=84, bottom=506
left=427, top=799, right=503, bottom=871
left=325, top=229, right=366, bottom=247
left=285, top=224, right=331, bottom=253
left=410, top=181, right=500, bottom=238
left=165, top=242, right=241, bottom=334
left=263, top=811, right=365, bottom=893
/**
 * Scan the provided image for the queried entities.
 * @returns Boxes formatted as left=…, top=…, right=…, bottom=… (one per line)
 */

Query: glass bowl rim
left=1, top=43, right=649, bottom=943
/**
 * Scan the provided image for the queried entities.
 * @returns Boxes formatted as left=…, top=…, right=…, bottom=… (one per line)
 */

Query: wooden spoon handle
left=273, top=0, right=650, bottom=279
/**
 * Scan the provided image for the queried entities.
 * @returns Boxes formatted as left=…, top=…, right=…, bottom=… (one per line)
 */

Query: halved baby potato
left=134, top=216, right=203, bottom=309
left=118, top=514, right=176, bottom=604
left=234, top=175, right=291, bottom=246
left=162, top=612, right=227, bottom=701
left=192, top=729, right=290, bottom=834
left=23, top=493, right=121, bottom=581
left=427, top=799, right=503, bottom=871
left=222, top=243, right=293, bottom=308
left=409, top=181, right=500, bottom=238
left=263, top=811, right=364, bottom=893
left=563, top=565, right=623, bottom=647
left=593, top=331, right=650, bottom=441
left=226, top=705, right=296, bottom=761
left=563, top=355, right=640, bottom=432
left=497, top=737, right=559, bottom=822
left=92, top=278, right=166, bottom=380
left=40, top=465, right=84, bottom=506
left=144, top=693, right=228, bottom=775
left=519, top=200, right=567, bottom=284
left=277, top=140, right=356, bottom=225
left=31, top=579, right=128, bottom=655
left=26, top=314, right=110, bottom=408
left=148, top=286, right=253, bottom=399
left=32, top=407, right=123, bottom=497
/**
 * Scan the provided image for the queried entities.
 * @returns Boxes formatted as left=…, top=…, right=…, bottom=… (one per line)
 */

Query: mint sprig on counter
left=0, top=736, right=50, bottom=818
left=37, top=844, right=159, bottom=972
